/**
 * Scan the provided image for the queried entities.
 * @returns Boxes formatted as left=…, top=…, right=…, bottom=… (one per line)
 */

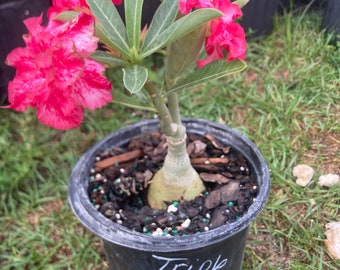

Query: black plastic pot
left=279, top=0, right=325, bottom=9
left=240, top=0, right=279, bottom=38
left=322, top=0, right=340, bottom=44
left=69, top=118, right=270, bottom=270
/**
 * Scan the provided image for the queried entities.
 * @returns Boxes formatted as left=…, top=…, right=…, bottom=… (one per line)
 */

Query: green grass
left=1, top=7, right=339, bottom=270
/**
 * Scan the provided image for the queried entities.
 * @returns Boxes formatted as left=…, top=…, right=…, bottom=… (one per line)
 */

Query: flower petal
left=37, top=95, right=84, bottom=130
left=73, top=59, right=112, bottom=110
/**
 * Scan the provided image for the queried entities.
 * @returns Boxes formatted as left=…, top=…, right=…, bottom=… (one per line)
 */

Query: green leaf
left=86, top=0, right=130, bottom=57
left=164, top=9, right=223, bottom=46
left=123, top=65, right=148, bottom=94
left=166, top=25, right=207, bottom=85
left=142, top=0, right=180, bottom=54
left=54, top=11, right=78, bottom=22
left=112, top=89, right=155, bottom=112
left=141, top=8, right=223, bottom=57
left=233, top=0, right=250, bottom=8
left=124, top=0, right=143, bottom=50
left=165, top=59, right=247, bottom=96
left=90, top=51, right=128, bottom=67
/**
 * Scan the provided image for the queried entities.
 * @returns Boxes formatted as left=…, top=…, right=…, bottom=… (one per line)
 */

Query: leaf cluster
left=60, top=0, right=247, bottom=111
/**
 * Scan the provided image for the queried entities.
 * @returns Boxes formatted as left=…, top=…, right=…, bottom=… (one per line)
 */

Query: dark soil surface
left=88, top=132, right=258, bottom=236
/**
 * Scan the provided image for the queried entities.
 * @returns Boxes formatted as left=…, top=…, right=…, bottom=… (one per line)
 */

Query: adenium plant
left=5, top=0, right=248, bottom=209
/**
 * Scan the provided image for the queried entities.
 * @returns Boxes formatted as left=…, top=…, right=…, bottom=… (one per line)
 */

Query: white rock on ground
left=324, top=222, right=340, bottom=260
left=318, top=173, right=340, bottom=187
left=292, top=164, right=314, bottom=187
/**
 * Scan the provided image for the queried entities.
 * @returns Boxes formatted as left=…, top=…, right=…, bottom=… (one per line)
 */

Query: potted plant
left=3, top=0, right=270, bottom=269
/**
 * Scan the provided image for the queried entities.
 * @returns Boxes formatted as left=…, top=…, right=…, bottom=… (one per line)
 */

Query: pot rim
left=68, top=118, right=270, bottom=252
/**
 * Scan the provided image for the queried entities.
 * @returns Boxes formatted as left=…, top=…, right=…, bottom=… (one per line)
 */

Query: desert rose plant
left=4, top=0, right=248, bottom=209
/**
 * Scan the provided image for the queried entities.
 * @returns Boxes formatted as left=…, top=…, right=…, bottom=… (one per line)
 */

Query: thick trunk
left=147, top=123, right=205, bottom=209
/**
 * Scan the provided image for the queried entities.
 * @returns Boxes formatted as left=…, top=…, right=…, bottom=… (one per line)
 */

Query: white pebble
left=318, top=174, right=340, bottom=187
left=293, top=164, right=314, bottom=187
left=115, top=178, right=121, bottom=184
left=309, top=199, right=316, bottom=206
left=115, top=213, right=121, bottom=220
left=325, top=222, right=340, bottom=260
left=152, top=228, right=163, bottom=236
left=181, top=219, right=191, bottom=228
left=204, top=226, right=209, bottom=231
left=119, top=209, right=126, bottom=219
left=206, top=213, right=211, bottom=219
left=120, top=168, right=125, bottom=174
left=167, top=204, right=178, bottom=213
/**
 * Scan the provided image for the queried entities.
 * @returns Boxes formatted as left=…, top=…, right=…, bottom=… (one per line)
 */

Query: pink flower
left=179, top=0, right=246, bottom=68
left=48, top=0, right=122, bottom=17
left=5, top=13, right=112, bottom=130
left=179, top=0, right=214, bottom=13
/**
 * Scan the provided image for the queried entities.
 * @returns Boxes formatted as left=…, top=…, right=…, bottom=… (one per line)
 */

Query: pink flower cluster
left=179, top=0, right=246, bottom=68
left=5, top=0, right=122, bottom=130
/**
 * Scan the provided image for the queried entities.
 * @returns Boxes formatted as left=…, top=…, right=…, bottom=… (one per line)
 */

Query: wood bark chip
left=187, top=140, right=207, bottom=157
left=200, top=172, right=230, bottom=184
left=95, top=149, right=144, bottom=171
left=135, top=170, right=153, bottom=189
left=204, top=190, right=221, bottom=209
left=209, top=207, right=227, bottom=229
left=204, top=134, right=230, bottom=154
left=204, top=181, right=240, bottom=209
left=191, top=164, right=224, bottom=172
left=220, top=182, right=240, bottom=203
left=191, top=157, right=229, bottom=165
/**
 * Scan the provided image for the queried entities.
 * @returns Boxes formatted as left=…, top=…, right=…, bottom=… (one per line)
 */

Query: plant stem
left=144, top=81, right=205, bottom=209
left=168, top=92, right=181, bottom=125
left=144, top=80, right=176, bottom=136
